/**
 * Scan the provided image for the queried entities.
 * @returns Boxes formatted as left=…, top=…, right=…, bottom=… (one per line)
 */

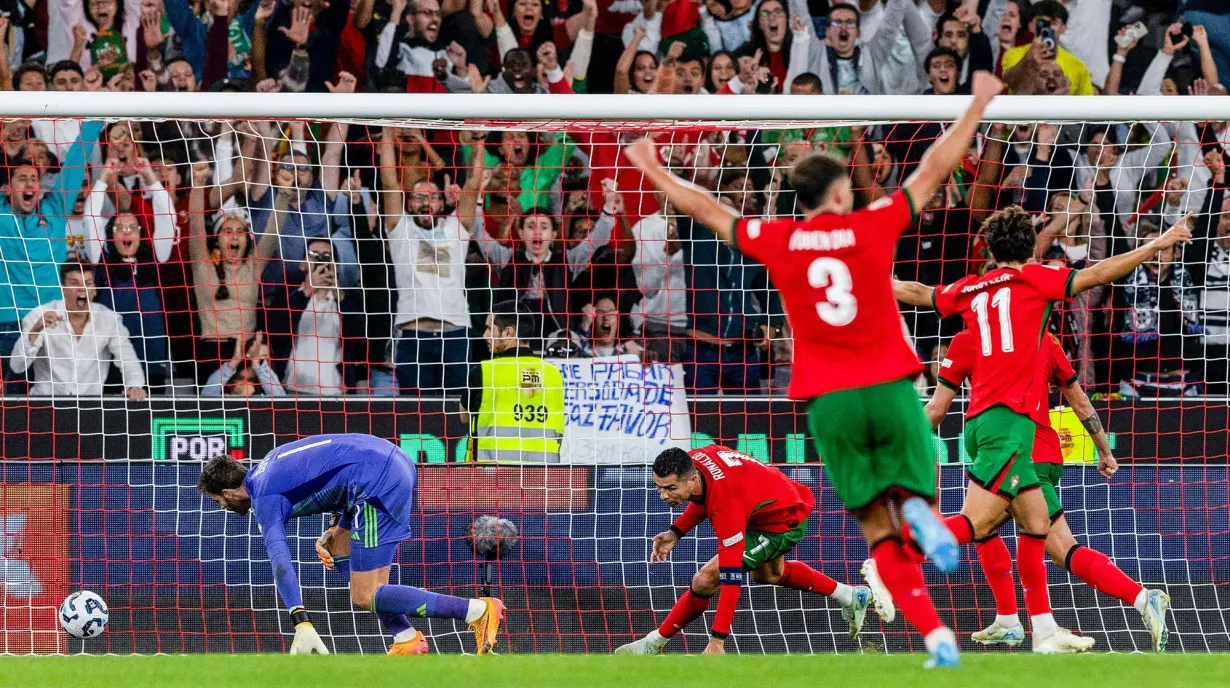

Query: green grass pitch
left=6, top=654, right=1230, bottom=688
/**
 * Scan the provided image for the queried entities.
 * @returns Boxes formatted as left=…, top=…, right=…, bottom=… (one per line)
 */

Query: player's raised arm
left=1059, top=379, right=1117, bottom=479
left=902, top=72, right=1003, bottom=209
left=1070, top=215, right=1194, bottom=295
left=892, top=279, right=937, bottom=308
left=623, top=138, right=740, bottom=246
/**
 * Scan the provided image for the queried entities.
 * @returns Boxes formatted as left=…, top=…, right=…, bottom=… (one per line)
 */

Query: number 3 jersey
left=734, top=190, right=923, bottom=400
left=933, top=264, right=1076, bottom=420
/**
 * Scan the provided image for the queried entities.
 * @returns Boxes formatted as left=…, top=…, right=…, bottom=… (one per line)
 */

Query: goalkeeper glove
left=316, top=527, right=338, bottom=569
left=290, top=621, right=330, bottom=655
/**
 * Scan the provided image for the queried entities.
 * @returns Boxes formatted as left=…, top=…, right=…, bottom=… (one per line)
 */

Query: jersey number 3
left=971, top=287, right=1014, bottom=356
left=808, top=258, right=857, bottom=327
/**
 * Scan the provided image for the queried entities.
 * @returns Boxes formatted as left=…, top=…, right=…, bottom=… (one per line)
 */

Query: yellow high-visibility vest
left=473, top=355, right=565, bottom=463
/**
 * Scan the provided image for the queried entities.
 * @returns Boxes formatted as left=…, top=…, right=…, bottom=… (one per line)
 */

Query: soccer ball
left=60, top=591, right=109, bottom=639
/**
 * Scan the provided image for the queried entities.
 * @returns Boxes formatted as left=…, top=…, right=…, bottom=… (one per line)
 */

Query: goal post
left=0, top=93, right=1226, bottom=655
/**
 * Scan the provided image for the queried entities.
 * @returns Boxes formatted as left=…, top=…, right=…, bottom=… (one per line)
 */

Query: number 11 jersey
left=933, top=264, right=1076, bottom=420
left=734, top=190, right=923, bottom=400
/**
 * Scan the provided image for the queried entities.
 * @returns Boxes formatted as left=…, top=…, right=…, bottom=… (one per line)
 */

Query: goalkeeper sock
left=943, top=514, right=974, bottom=545
left=378, top=612, right=414, bottom=641
left=373, top=584, right=471, bottom=621
left=1066, top=545, right=1145, bottom=607
left=777, top=561, right=841, bottom=599
left=1016, top=532, right=1053, bottom=633
left=974, top=535, right=1018, bottom=617
left=657, top=587, right=712, bottom=638
left=870, top=537, right=943, bottom=636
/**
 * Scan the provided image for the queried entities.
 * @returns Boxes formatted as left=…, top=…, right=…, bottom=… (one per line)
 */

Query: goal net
left=0, top=95, right=1227, bottom=655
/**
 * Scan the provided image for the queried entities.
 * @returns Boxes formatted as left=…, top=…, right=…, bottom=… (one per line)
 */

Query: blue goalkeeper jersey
left=243, top=434, right=405, bottom=610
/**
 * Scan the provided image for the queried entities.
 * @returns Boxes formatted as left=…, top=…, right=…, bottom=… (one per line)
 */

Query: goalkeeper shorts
left=340, top=448, right=417, bottom=571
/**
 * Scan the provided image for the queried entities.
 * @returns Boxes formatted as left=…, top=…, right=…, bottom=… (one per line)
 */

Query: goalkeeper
left=617, top=445, right=881, bottom=655
left=198, top=433, right=504, bottom=655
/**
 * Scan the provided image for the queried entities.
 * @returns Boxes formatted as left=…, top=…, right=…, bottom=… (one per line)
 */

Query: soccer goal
left=0, top=92, right=1226, bottom=656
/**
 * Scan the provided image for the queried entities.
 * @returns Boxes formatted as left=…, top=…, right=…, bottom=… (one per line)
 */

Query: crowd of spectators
left=1, top=0, right=1229, bottom=399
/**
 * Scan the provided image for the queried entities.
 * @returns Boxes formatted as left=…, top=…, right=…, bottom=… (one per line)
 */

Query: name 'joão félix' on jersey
left=788, top=228, right=856, bottom=252
left=960, top=271, right=1014, bottom=294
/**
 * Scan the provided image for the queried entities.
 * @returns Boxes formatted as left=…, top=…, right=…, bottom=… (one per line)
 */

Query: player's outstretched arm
left=1060, top=380, right=1117, bottom=479
left=1071, top=215, right=1194, bottom=295
left=902, top=71, right=1003, bottom=208
left=892, top=279, right=936, bottom=307
left=924, top=384, right=957, bottom=430
left=623, top=138, right=740, bottom=246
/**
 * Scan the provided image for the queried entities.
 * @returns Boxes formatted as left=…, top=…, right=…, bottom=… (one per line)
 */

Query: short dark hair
left=925, top=46, right=962, bottom=73
left=490, top=300, right=529, bottom=341
left=652, top=447, right=695, bottom=479
left=1041, top=244, right=1067, bottom=262
left=981, top=206, right=1036, bottom=265
left=197, top=456, right=249, bottom=496
left=13, top=62, right=46, bottom=90
left=933, top=13, right=962, bottom=36
left=788, top=152, right=848, bottom=211
left=48, top=61, right=84, bottom=80
left=1029, top=0, right=1068, bottom=25
left=791, top=72, right=823, bottom=93
left=827, top=2, right=860, bottom=27
left=59, top=262, right=89, bottom=284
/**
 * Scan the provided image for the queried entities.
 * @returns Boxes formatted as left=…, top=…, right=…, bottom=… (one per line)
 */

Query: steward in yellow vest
left=460, top=308, right=565, bottom=463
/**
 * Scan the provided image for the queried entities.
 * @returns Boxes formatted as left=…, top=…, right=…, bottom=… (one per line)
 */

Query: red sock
left=871, top=538, right=944, bottom=636
left=1067, top=545, right=1144, bottom=606
left=975, top=535, right=1018, bottom=616
left=777, top=561, right=839, bottom=596
left=657, top=588, right=711, bottom=638
left=1016, top=533, right=1052, bottom=616
left=943, top=514, right=974, bottom=545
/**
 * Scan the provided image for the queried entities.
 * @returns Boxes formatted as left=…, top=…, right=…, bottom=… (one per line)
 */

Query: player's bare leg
left=349, top=564, right=430, bottom=655
left=616, top=557, right=719, bottom=654
left=339, top=531, right=502, bottom=656
left=1047, top=516, right=1170, bottom=652
left=750, top=555, right=875, bottom=638
left=857, top=500, right=958, bottom=669
left=316, top=528, right=428, bottom=654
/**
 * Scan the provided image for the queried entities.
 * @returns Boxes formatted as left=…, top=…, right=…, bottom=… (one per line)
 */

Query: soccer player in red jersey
left=893, top=207, right=1191, bottom=653
left=624, top=70, right=1009, bottom=669
left=926, top=330, right=1172, bottom=651
left=615, top=445, right=881, bottom=655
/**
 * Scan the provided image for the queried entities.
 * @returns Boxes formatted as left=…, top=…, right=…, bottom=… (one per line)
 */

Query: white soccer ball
left=60, top=591, right=109, bottom=639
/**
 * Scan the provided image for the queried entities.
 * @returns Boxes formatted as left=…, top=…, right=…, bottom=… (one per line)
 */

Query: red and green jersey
left=734, top=190, right=923, bottom=400
left=933, top=263, right=1076, bottom=420
left=670, top=445, right=814, bottom=636
left=939, top=330, right=1078, bottom=464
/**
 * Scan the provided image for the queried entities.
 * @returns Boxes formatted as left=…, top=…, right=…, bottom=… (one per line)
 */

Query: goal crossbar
left=4, top=93, right=1230, bottom=122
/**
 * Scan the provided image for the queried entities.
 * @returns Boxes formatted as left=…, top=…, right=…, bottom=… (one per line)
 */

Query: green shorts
left=742, top=519, right=808, bottom=571
left=808, top=377, right=937, bottom=513
left=1035, top=461, right=1064, bottom=521
left=965, top=405, right=1040, bottom=499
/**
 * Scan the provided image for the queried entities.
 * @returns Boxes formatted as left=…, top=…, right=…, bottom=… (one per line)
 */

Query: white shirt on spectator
left=287, top=290, right=343, bottom=396
left=629, top=213, right=688, bottom=332
left=11, top=300, right=145, bottom=396
left=388, top=212, right=471, bottom=329
left=859, top=0, right=927, bottom=95
left=32, top=120, right=84, bottom=162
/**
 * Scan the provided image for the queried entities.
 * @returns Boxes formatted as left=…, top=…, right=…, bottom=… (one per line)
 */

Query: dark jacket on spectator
left=264, top=0, right=350, bottom=92
left=678, top=216, right=782, bottom=341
